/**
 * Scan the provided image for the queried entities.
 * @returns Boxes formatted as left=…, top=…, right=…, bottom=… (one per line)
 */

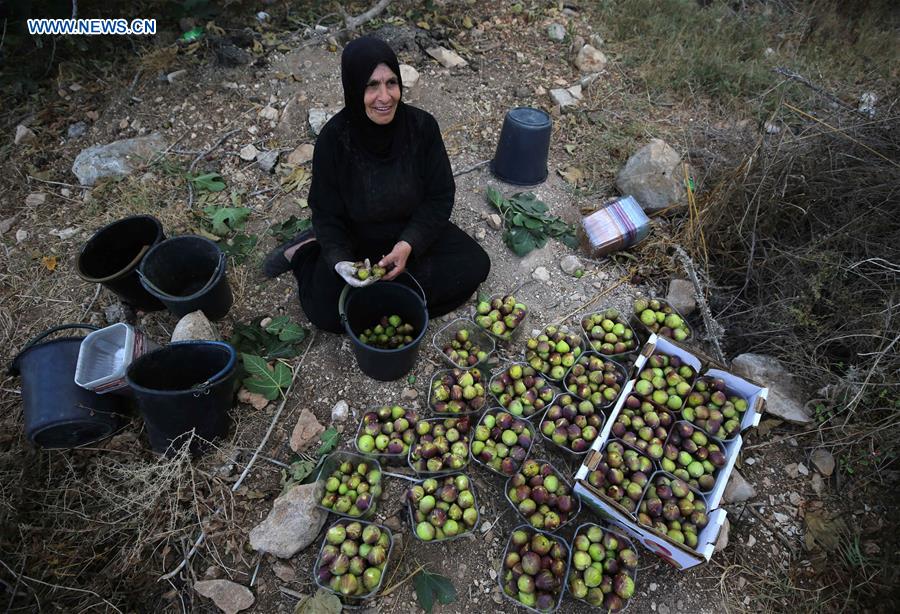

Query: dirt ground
left=0, top=5, right=826, bottom=614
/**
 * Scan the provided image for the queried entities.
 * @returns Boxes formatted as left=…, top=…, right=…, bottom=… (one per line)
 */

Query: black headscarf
left=340, top=36, right=405, bottom=158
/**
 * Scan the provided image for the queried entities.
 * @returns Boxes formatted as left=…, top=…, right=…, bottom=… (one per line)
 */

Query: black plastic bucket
left=8, top=324, right=128, bottom=448
left=138, top=235, right=233, bottom=321
left=126, top=341, right=237, bottom=456
left=491, top=107, right=552, bottom=186
left=76, top=215, right=166, bottom=311
left=339, top=273, right=428, bottom=382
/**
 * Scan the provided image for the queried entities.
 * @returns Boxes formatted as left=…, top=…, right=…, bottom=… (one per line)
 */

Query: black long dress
left=290, top=105, right=491, bottom=333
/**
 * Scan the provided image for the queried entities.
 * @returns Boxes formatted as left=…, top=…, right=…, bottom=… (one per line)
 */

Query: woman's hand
left=378, top=241, right=412, bottom=281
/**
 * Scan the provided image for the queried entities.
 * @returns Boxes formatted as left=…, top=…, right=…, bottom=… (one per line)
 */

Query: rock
left=287, top=143, right=314, bottom=166
left=550, top=88, right=579, bottom=109
left=239, top=144, right=259, bottom=161
left=426, top=46, right=468, bottom=68
left=166, top=69, right=187, bottom=83
left=784, top=463, right=799, bottom=479
left=810, top=448, right=835, bottom=476
left=103, top=302, right=131, bottom=324
left=789, top=491, right=803, bottom=506
left=259, top=105, right=279, bottom=121
left=256, top=150, right=279, bottom=173
left=308, top=108, right=336, bottom=135
left=731, top=354, right=813, bottom=424
left=722, top=469, right=756, bottom=504
left=15, top=229, right=27, bottom=243
left=171, top=310, right=219, bottom=342
left=238, top=388, right=269, bottom=410
left=14, top=125, right=35, bottom=145
left=271, top=561, right=295, bottom=583
left=615, top=139, right=688, bottom=213
left=193, top=579, right=254, bottom=614
left=666, top=278, right=696, bottom=316
left=514, top=86, right=530, bottom=98
left=67, top=121, right=88, bottom=139
left=547, top=23, right=566, bottom=42
left=474, top=228, right=486, bottom=241
left=215, top=44, right=252, bottom=67
left=289, top=409, right=325, bottom=453
left=331, top=399, right=350, bottom=423
left=810, top=473, right=826, bottom=495
left=399, top=64, right=420, bottom=88
left=72, top=133, right=167, bottom=186
left=249, top=481, right=327, bottom=558
left=487, top=214, right=503, bottom=230
left=532, top=266, right=550, bottom=283
left=797, top=463, right=809, bottom=476
left=0, top=217, right=14, bottom=236
left=401, top=388, right=418, bottom=401
left=568, top=84, right=583, bottom=100
left=764, top=121, right=781, bottom=134
left=714, top=518, right=730, bottom=552
left=575, top=44, right=607, bottom=73
left=50, top=227, right=79, bottom=240
left=858, top=92, right=877, bottom=118
left=560, top=255, right=583, bottom=276
left=25, top=193, right=46, bottom=207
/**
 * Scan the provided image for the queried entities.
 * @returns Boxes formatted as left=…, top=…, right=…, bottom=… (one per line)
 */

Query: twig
left=772, top=67, right=854, bottom=113
left=278, top=586, right=306, bottom=600
left=672, top=244, right=726, bottom=364
left=452, top=158, right=490, bottom=177
left=186, top=129, right=240, bottom=209
left=78, top=284, right=102, bottom=321
left=158, top=332, right=316, bottom=581
left=344, top=0, right=392, bottom=30
left=378, top=563, right=425, bottom=598
left=25, top=175, right=91, bottom=190
left=0, top=557, right=122, bottom=613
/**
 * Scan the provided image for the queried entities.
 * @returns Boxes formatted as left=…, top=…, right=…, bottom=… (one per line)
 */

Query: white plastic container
left=75, top=323, right=158, bottom=394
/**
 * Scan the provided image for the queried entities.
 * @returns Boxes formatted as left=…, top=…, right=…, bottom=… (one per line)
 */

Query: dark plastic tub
left=497, top=525, right=571, bottom=614
left=126, top=341, right=237, bottom=456
left=138, top=235, right=233, bottom=320
left=339, top=273, right=428, bottom=382
left=491, top=107, right=552, bottom=186
left=9, top=324, right=127, bottom=448
left=77, top=215, right=165, bottom=311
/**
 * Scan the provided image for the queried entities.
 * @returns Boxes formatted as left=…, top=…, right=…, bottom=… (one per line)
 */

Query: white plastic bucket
left=75, top=323, right=158, bottom=394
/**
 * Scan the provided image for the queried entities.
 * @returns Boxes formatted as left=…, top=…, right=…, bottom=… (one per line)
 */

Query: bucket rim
left=76, top=215, right=164, bottom=283
left=138, top=235, right=227, bottom=303
left=9, top=324, right=98, bottom=376
left=506, top=106, right=551, bottom=127
left=489, top=158, right=549, bottom=187
left=125, top=340, right=237, bottom=396
left=342, top=282, right=429, bottom=355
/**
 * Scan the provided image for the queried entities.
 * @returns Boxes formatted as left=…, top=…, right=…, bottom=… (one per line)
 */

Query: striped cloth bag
left=580, top=196, right=651, bottom=256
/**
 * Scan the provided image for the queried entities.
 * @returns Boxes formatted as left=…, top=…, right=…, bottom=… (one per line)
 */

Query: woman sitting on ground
left=264, top=35, right=491, bottom=333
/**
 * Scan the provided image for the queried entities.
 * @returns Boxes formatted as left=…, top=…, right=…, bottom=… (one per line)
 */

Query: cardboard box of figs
left=572, top=335, right=768, bottom=570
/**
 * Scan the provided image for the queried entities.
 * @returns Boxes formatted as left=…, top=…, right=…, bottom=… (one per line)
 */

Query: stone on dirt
left=249, top=481, right=327, bottom=558
left=25, top=193, right=46, bottom=207
left=238, top=388, right=269, bottom=410
left=810, top=448, right=835, bottom=476
left=426, top=46, right=468, bottom=68
left=331, top=399, right=350, bottom=423
left=14, top=125, right=36, bottom=145
left=171, top=310, right=219, bottom=342
left=714, top=517, right=730, bottom=552
left=811, top=473, right=826, bottom=495
left=193, top=579, right=255, bottom=614
left=615, top=138, right=688, bottom=212
left=67, top=121, right=88, bottom=139
left=575, top=44, right=607, bottom=73
left=731, top=353, right=813, bottom=424
left=259, top=105, right=279, bottom=121
left=256, top=150, right=279, bottom=173
left=487, top=214, right=503, bottom=230
left=72, top=133, right=167, bottom=186
left=239, top=144, right=259, bottom=161
left=722, top=469, right=756, bottom=504
left=666, top=278, right=696, bottom=316
left=532, top=266, right=550, bottom=283
left=287, top=143, right=315, bottom=166
left=166, top=69, right=187, bottom=83
left=399, top=64, right=420, bottom=88
left=550, top=88, right=579, bottom=109
left=289, top=408, right=325, bottom=453
left=308, top=108, right=336, bottom=135
left=560, top=255, right=584, bottom=276
left=547, top=23, right=566, bottom=42
left=271, top=561, right=296, bottom=583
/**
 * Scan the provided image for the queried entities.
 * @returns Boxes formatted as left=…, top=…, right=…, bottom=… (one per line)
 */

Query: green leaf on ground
left=269, top=215, right=312, bottom=243
left=220, top=232, right=258, bottom=262
left=204, top=205, right=251, bottom=236
left=486, top=188, right=576, bottom=257
left=414, top=570, right=457, bottom=613
left=242, top=354, right=292, bottom=400
left=265, top=316, right=307, bottom=342
left=317, top=428, right=339, bottom=456
left=293, top=588, right=342, bottom=614
left=190, top=171, right=226, bottom=192
left=230, top=317, right=308, bottom=359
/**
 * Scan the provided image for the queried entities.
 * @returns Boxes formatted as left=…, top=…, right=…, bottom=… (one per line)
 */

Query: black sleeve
left=309, top=125, right=354, bottom=270
left=399, top=114, right=455, bottom=255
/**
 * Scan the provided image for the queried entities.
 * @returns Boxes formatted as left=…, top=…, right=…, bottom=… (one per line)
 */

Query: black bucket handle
left=338, top=271, right=426, bottom=325
left=8, top=323, right=99, bottom=376
left=137, top=251, right=226, bottom=302
left=80, top=244, right=151, bottom=283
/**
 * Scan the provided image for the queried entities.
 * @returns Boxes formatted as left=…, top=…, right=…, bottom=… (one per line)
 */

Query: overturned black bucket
left=491, top=107, right=552, bottom=186
left=126, top=341, right=237, bottom=456
left=339, top=273, right=429, bottom=382
left=76, top=215, right=166, bottom=311
left=9, top=324, right=128, bottom=448
left=138, top=235, right=233, bottom=321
